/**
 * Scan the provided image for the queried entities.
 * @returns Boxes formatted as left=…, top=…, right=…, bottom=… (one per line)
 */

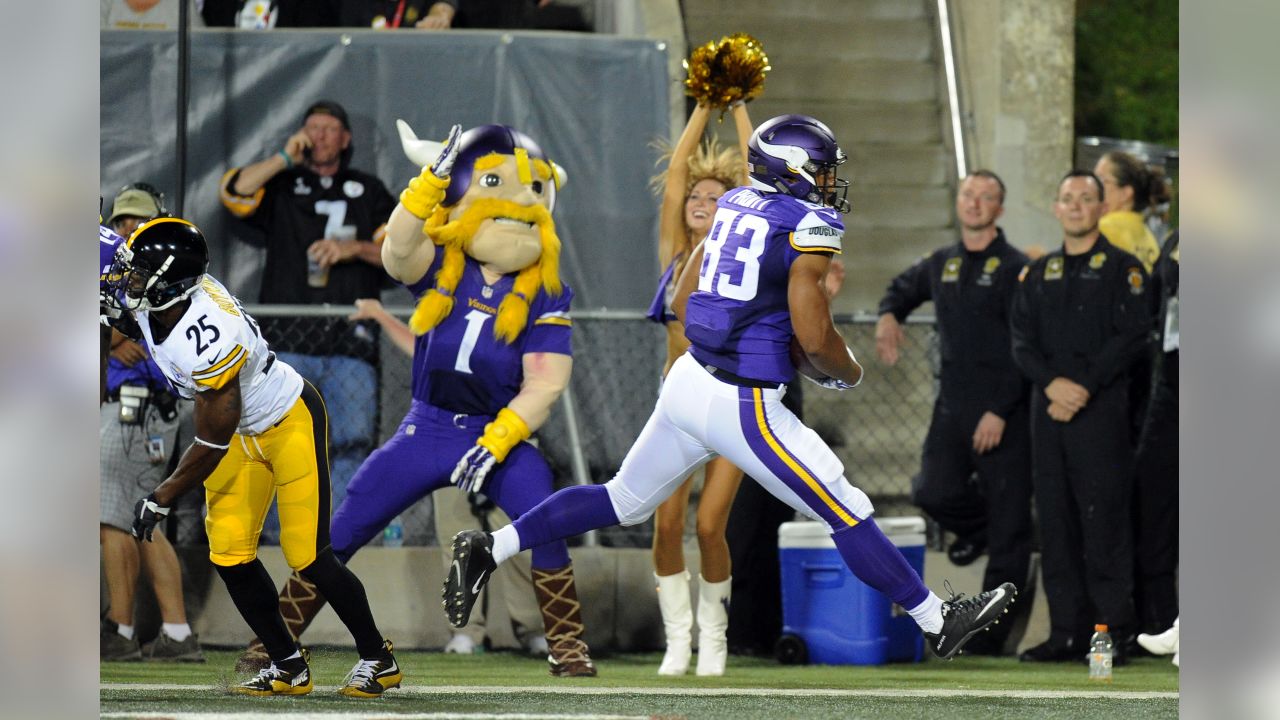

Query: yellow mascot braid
left=408, top=206, right=462, bottom=335
left=492, top=215, right=563, bottom=343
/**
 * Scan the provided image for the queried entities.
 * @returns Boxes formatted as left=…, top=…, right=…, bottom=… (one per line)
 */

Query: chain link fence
left=230, top=305, right=942, bottom=551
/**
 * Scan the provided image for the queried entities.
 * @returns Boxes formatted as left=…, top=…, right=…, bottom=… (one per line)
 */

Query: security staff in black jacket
left=1013, top=171, right=1152, bottom=663
left=876, top=170, right=1032, bottom=655
left=1133, top=230, right=1179, bottom=636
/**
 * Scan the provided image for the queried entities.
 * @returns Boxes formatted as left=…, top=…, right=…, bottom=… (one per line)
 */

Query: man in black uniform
left=220, top=100, right=396, bottom=668
left=1013, top=171, right=1152, bottom=662
left=1133, top=230, right=1179, bottom=638
left=875, top=170, right=1032, bottom=655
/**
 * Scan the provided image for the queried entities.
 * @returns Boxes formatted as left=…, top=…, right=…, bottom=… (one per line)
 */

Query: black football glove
left=132, top=493, right=170, bottom=541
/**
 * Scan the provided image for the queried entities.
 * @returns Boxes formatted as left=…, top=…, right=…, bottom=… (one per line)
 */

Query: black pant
left=1031, top=384, right=1136, bottom=644
left=1133, top=360, right=1178, bottom=633
left=912, top=401, right=1033, bottom=622
left=725, top=383, right=804, bottom=655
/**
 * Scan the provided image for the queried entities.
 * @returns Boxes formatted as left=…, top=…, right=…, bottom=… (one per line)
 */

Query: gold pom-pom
left=683, top=33, right=771, bottom=109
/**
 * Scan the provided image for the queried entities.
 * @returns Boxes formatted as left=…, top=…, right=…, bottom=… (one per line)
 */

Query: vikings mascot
left=238, top=121, right=595, bottom=678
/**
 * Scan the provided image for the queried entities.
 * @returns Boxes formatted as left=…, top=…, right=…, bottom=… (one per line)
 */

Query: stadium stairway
left=683, top=0, right=956, bottom=314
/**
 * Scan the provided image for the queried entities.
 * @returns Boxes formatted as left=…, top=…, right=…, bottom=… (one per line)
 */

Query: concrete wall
left=176, top=542, right=1050, bottom=656
left=952, top=0, right=1076, bottom=253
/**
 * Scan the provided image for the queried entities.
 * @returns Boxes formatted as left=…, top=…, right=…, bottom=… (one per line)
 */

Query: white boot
left=695, top=575, right=731, bottom=676
left=655, top=571, right=693, bottom=676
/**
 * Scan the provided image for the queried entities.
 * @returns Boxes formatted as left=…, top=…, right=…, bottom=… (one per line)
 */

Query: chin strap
left=475, top=408, right=531, bottom=463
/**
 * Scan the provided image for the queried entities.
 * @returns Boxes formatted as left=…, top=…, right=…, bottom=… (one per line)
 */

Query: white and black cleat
left=924, top=581, right=1017, bottom=660
left=441, top=530, right=496, bottom=629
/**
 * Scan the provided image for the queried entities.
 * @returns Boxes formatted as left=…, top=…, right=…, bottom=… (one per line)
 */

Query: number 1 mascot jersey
left=329, top=250, right=574, bottom=569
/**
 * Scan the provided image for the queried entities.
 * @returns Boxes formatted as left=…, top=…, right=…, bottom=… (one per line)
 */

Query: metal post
left=558, top=384, right=597, bottom=547
left=174, top=0, right=190, bottom=215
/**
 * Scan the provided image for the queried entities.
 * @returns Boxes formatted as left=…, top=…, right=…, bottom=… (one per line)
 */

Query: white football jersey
left=137, top=275, right=303, bottom=436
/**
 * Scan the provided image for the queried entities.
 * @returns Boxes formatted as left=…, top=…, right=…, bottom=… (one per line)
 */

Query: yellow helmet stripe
left=514, top=147, right=533, bottom=186
left=125, top=216, right=196, bottom=249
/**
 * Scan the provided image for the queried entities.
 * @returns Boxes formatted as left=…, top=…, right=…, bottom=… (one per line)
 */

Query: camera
left=118, top=385, right=150, bottom=425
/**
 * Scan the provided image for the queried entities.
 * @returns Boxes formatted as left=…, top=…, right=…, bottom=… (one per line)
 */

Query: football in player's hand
left=789, top=337, right=830, bottom=381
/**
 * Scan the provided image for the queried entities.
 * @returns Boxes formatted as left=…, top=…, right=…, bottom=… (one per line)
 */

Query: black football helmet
left=113, top=218, right=209, bottom=311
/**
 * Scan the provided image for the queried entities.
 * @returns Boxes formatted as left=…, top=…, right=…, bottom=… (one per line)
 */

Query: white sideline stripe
left=103, top=714, right=645, bottom=720
left=101, top=683, right=1179, bottom=700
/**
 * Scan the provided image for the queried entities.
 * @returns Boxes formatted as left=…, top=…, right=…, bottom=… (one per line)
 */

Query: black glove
left=132, top=493, right=170, bottom=541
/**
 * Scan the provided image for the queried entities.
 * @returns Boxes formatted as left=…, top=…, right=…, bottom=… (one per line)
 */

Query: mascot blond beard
left=372, top=120, right=596, bottom=677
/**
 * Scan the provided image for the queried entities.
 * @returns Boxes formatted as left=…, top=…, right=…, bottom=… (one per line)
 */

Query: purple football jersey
left=406, top=254, right=573, bottom=415
left=684, top=187, right=843, bottom=382
left=99, top=225, right=124, bottom=290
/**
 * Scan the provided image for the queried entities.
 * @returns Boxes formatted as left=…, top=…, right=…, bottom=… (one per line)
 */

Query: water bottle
left=383, top=516, right=404, bottom=548
left=1089, top=624, right=1114, bottom=681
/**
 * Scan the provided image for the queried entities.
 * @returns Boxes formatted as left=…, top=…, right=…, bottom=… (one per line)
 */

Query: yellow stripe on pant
left=752, top=388, right=858, bottom=528
left=204, top=382, right=332, bottom=571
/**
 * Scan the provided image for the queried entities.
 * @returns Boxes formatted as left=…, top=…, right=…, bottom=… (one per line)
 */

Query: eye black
left=481, top=174, right=502, bottom=188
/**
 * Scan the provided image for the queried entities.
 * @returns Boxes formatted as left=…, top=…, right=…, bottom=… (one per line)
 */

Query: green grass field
left=100, top=648, right=1179, bottom=719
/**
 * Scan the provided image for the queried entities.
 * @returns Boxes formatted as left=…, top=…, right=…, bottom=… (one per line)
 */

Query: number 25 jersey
left=684, top=187, right=843, bottom=383
left=137, top=275, right=304, bottom=435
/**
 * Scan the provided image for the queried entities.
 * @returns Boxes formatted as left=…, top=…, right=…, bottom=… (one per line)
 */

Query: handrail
left=936, top=0, right=967, bottom=179
left=240, top=303, right=938, bottom=325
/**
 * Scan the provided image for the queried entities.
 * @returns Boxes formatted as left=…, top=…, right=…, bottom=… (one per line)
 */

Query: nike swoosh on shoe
left=978, top=587, right=1007, bottom=620
left=471, top=568, right=490, bottom=595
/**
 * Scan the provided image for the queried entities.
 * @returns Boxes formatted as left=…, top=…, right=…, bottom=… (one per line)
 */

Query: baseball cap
left=304, top=100, right=351, bottom=130
left=108, top=187, right=163, bottom=226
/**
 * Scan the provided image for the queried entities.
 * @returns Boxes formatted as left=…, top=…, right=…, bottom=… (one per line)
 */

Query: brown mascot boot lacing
left=534, top=564, right=597, bottom=677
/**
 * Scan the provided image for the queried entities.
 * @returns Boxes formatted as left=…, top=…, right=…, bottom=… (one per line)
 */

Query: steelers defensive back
left=114, top=217, right=401, bottom=698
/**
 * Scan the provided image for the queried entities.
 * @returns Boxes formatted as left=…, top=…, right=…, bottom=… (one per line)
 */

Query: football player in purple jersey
left=245, top=120, right=597, bottom=678
left=446, top=115, right=1018, bottom=663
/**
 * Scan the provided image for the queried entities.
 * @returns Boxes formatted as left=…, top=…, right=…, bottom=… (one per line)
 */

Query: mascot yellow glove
left=451, top=408, right=532, bottom=493
left=477, top=407, right=531, bottom=462
left=399, top=169, right=449, bottom=220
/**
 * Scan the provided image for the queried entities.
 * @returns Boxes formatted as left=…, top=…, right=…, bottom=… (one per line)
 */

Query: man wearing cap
left=220, top=100, right=396, bottom=522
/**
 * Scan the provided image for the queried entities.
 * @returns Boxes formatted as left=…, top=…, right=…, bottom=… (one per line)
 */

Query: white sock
left=162, top=622, right=192, bottom=642
left=117, top=623, right=135, bottom=640
left=908, top=592, right=944, bottom=634
left=491, top=526, right=520, bottom=565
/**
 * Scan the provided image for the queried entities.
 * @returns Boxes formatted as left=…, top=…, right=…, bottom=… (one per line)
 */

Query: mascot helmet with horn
left=398, top=121, right=568, bottom=343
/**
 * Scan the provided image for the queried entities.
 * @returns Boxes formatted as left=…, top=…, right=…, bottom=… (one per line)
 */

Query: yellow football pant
left=204, top=381, right=332, bottom=571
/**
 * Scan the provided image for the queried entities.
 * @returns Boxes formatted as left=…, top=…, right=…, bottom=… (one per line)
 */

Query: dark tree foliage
left=1075, top=0, right=1178, bottom=146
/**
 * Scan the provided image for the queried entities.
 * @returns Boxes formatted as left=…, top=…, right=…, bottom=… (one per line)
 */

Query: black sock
left=215, top=560, right=296, bottom=662
left=299, top=547, right=384, bottom=657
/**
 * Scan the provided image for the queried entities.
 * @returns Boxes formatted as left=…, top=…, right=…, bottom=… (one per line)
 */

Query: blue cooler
left=777, top=517, right=926, bottom=665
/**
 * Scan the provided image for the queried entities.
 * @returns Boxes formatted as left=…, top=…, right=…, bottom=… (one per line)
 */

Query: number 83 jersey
left=137, top=275, right=304, bottom=435
left=684, top=187, right=843, bottom=383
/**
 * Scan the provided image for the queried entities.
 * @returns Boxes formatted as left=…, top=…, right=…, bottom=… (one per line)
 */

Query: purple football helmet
left=747, top=114, right=850, bottom=213
left=444, top=124, right=558, bottom=211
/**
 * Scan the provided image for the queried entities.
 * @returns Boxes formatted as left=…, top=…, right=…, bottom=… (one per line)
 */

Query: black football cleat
left=233, top=648, right=312, bottom=696
left=339, top=640, right=403, bottom=697
left=925, top=581, right=1017, bottom=660
left=442, top=530, right=496, bottom=628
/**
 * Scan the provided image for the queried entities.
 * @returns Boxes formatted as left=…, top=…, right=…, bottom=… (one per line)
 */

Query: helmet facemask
left=809, top=155, right=851, bottom=213
left=113, top=244, right=203, bottom=312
